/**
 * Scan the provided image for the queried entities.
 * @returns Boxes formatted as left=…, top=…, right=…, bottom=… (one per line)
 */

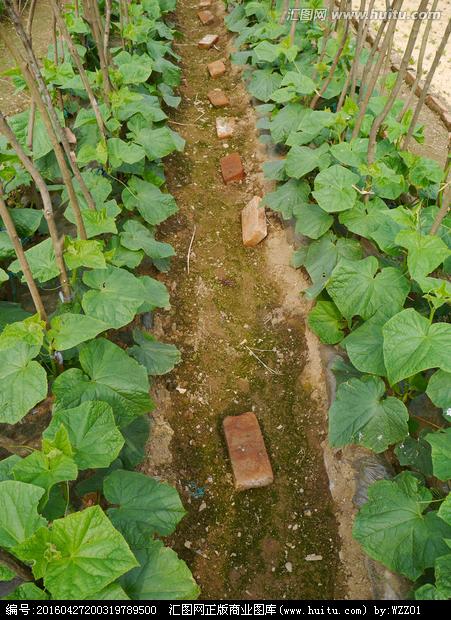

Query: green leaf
left=0, top=302, right=31, bottom=332
left=114, top=50, right=153, bottom=84
left=409, top=156, right=443, bottom=189
left=122, top=177, right=178, bottom=226
left=104, top=470, right=185, bottom=547
left=247, top=68, right=283, bottom=102
left=0, top=563, right=16, bottom=581
left=269, top=103, right=307, bottom=144
left=120, top=539, right=199, bottom=600
left=426, top=429, right=451, bottom=481
left=427, top=370, right=451, bottom=409
left=312, top=164, right=359, bottom=213
left=48, top=314, right=109, bottom=351
left=329, top=375, right=408, bottom=452
left=262, top=179, right=310, bottom=219
left=0, top=481, right=46, bottom=548
left=120, top=417, right=151, bottom=469
left=293, top=201, right=333, bottom=239
left=0, top=342, right=47, bottom=424
left=106, top=236, right=144, bottom=270
left=396, top=230, right=450, bottom=280
left=0, top=455, right=22, bottom=482
left=307, top=301, right=345, bottom=344
left=43, top=401, right=124, bottom=470
left=414, top=583, right=447, bottom=600
left=279, top=70, right=316, bottom=95
left=435, top=553, right=451, bottom=598
left=135, top=127, right=185, bottom=160
left=327, top=257, right=409, bottom=321
left=64, top=238, right=106, bottom=270
left=438, top=493, right=451, bottom=526
left=82, top=266, right=149, bottom=329
left=285, top=143, right=331, bottom=179
left=107, top=138, right=145, bottom=169
left=4, top=583, right=49, bottom=600
left=382, top=309, right=451, bottom=384
left=330, top=139, right=368, bottom=167
left=343, top=315, right=387, bottom=376
left=8, top=238, right=59, bottom=283
left=1, top=208, right=43, bottom=238
left=353, top=472, right=451, bottom=580
left=15, top=506, right=138, bottom=599
left=129, top=330, right=181, bottom=375
left=85, top=583, right=130, bottom=600
left=12, top=449, right=77, bottom=499
left=0, top=314, right=45, bottom=355
left=120, top=220, right=175, bottom=261
left=53, top=338, right=153, bottom=427
left=339, top=197, right=389, bottom=239
left=291, top=110, right=336, bottom=146
left=394, top=433, right=433, bottom=477
left=0, top=268, right=8, bottom=284
left=138, top=275, right=170, bottom=311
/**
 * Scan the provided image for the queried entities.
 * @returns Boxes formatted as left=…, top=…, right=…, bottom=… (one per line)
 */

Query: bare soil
left=141, top=0, right=371, bottom=600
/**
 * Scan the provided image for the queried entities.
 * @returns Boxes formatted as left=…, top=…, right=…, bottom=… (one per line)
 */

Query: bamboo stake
left=25, top=0, right=37, bottom=151
left=289, top=0, right=300, bottom=46
left=367, top=0, right=430, bottom=165
left=52, top=13, right=64, bottom=111
left=311, top=1, right=336, bottom=83
left=310, top=3, right=350, bottom=110
left=351, top=0, right=404, bottom=139
left=398, top=0, right=437, bottom=121
left=103, top=0, right=112, bottom=65
left=0, top=184, right=48, bottom=322
left=430, top=145, right=450, bottom=236
left=337, top=0, right=368, bottom=112
left=84, top=0, right=111, bottom=101
left=4, top=1, right=97, bottom=214
left=0, top=112, right=72, bottom=301
left=0, top=33, right=88, bottom=239
left=403, top=19, right=451, bottom=149
left=49, top=0, right=106, bottom=141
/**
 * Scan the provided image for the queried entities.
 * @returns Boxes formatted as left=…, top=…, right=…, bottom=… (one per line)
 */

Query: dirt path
left=142, top=0, right=357, bottom=600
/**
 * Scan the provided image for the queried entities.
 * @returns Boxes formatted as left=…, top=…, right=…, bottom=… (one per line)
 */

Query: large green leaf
left=312, top=164, right=359, bottom=213
left=0, top=481, right=46, bottom=548
left=129, top=329, right=181, bottom=375
left=285, top=143, right=330, bottom=179
left=247, top=68, right=283, bottom=102
left=12, top=449, right=77, bottom=499
left=4, top=583, right=49, bottom=600
left=307, top=301, right=345, bottom=344
left=135, top=127, right=184, bottom=160
left=122, top=177, right=178, bottom=225
left=120, top=417, right=151, bottom=469
left=0, top=342, right=47, bottom=424
left=0, top=455, right=21, bottom=482
left=343, top=315, right=387, bottom=376
left=15, top=506, right=138, bottom=599
left=1, top=208, right=43, bottom=238
left=327, top=256, right=409, bottom=321
left=426, top=429, right=451, bottom=481
left=43, top=401, right=124, bottom=470
left=120, top=539, right=199, bottom=600
left=396, top=230, right=450, bottom=280
left=107, top=138, right=145, bottom=169
left=262, top=179, right=310, bottom=220
left=8, top=238, right=59, bottom=284
left=353, top=472, right=451, bottom=580
left=329, top=375, right=408, bottom=452
left=114, top=50, right=153, bottom=84
left=82, top=266, right=149, bottom=329
left=339, top=197, right=389, bottom=239
left=53, top=338, right=153, bottom=427
left=382, top=309, right=451, bottom=384
left=330, top=139, right=368, bottom=167
left=104, top=470, right=185, bottom=547
left=293, top=201, right=333, bottom=239
left=426, top=370, right=451, bottom=409
left=394, top=432, right=433, bottom=477
left=120, top=220, right=175, bottom=261
left=269, top=103, right=307, bottom=144
left=0, top=314, right=45, bottom=356
left=48, top=314, right=110, bottom=351
left=63, top=238, right=106, bottom=270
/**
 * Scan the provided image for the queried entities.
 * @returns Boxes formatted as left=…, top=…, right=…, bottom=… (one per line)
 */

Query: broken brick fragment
left=198, top=10, right=215, bottom=25
left=207, top=89, right=230, bottom=107
left=198, top=34, right=219, bottom=49
left=207, top=60, right=226, bottom=78
left=216, top=117, right=235, bottom=139
left=241, top=196, right=267, bottom=247
left=223, top=412, right=274, bottom=491
left=220, top=152, right=244, bottom=184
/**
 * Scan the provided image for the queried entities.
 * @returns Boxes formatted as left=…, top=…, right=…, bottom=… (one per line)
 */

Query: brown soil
left=142, top=0, right=371, bottom=600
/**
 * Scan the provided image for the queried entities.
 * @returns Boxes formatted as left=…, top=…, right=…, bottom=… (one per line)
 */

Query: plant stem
left=103, top=0, right=112, bottom=65
left=0, top=112, right=72, bottom=301
left=0, top=184, right=48, bottom=322
left=403, top=18, right=451, bottom=149
left=310, top=3, right=350, bottom=110
left=289, top=0, right=300, bottom=46
left=84, top=0, right=112, bottom=102
left=49, top=0, right=106, bottom=142
left=367, top=0, right=430, bottom=166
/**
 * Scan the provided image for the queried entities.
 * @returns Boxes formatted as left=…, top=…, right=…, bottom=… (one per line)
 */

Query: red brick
left=215, top=117, right=235, bottom=139
left=199, top=0, right=212, bottom=7
left=220, top=152, right=245, bottom=184
left=207, top=89, right=230, bottom=107
left=198, top=10, right=215, bottom=25
left=207, top=60, right=226, bottom=79
left=223, top=412, right=274, bottom=491
left=241, top=196, right=267, bottom=247
left=198, top=34, right=219, bottom=50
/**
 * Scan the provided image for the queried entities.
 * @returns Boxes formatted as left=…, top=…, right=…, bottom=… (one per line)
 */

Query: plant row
left=0, top=0, right=199, bottom=601
left=226, top=0, right=450, bottom=599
